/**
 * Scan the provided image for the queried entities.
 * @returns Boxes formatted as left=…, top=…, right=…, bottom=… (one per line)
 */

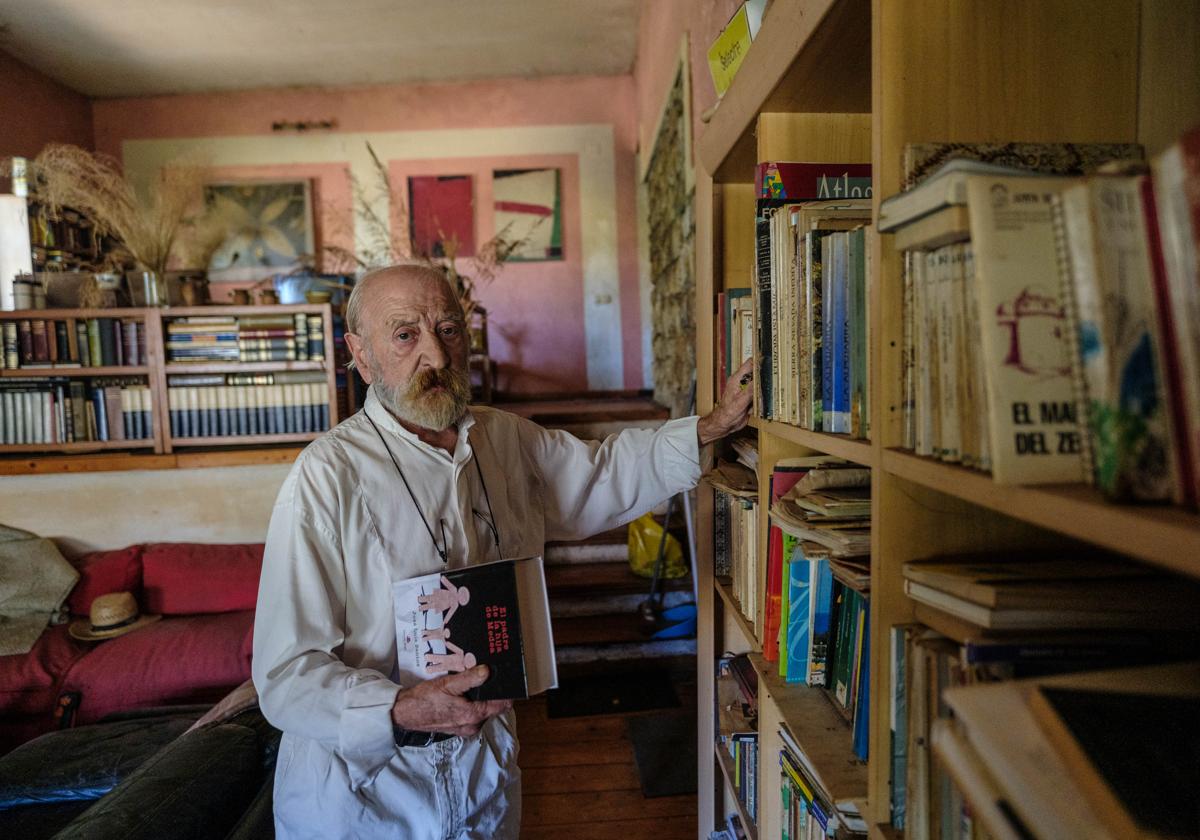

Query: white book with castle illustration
left=965, top=175, right=1086, bottom=484
left=391, top=555, right=556, bottom=701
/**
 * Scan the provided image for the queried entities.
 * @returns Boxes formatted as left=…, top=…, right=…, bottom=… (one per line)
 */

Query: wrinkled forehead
left=362, top=271, right=462, bottom=329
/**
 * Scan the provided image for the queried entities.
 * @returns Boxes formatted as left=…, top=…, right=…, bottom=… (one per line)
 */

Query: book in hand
left=391, top=555, right=556, bottom=701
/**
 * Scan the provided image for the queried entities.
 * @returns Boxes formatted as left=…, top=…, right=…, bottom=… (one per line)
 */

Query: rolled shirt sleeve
left=252, top=454, right=399, bottom=789
left=525, top=414, right=702, bottom=542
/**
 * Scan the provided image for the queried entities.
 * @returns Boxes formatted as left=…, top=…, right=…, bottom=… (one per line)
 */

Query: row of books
left=1, top=317, right=145, bottom=369
left=779, top=727, right=868, bottom=840
left=166, top=382, right=331, bottom=439
left=747, top=200, right=872, bottom=438
left=885, top=129, right=1200, bottom=504
left=165, top=313, right=326, bottom=364
left=0, top=378, right=153, bottom=444
left=888, top=554, right=1200, bottom=837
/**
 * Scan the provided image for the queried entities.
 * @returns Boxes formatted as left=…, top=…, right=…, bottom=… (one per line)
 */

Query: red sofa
left=0, top=543, right=262, bottom=754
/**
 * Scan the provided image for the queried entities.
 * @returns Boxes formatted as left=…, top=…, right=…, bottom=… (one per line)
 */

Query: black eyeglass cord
left=366, top=414, right=502, bottom=565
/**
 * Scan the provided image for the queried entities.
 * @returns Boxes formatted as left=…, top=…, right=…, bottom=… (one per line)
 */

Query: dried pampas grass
left=31, top=144, right=210, bottom=277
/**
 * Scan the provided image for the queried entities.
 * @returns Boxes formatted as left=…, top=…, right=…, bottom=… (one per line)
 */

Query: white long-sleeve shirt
left=252, top=388, right=701, bottom=839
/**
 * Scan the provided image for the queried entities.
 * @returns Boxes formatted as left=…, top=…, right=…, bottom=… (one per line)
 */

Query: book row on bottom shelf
left=166, top=372, right=331, bottom=438
left=888, top=551, right=1200, bottom=840
left=0, top=376, right=152, bottom=444
left=884, top=130, right=1200, bottom=508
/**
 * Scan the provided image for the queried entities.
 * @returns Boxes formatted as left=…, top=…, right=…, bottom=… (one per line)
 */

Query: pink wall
left=0, top=50, right=93, bottom=159
left=633, top=0, right=741, bottom=165
left=91, top=75, right=642, bottom=395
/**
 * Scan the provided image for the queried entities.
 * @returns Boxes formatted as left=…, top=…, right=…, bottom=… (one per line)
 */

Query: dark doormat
left=545, top=669, right=681, bottom=718
left=628, top=709, right=698, bottom=798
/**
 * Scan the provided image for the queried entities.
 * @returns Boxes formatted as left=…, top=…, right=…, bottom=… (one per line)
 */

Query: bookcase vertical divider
left=143, top=308, right=169, bottom=455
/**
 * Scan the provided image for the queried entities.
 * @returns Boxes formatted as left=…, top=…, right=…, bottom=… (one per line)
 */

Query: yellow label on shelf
left=707, top=4, right=754, bottom=97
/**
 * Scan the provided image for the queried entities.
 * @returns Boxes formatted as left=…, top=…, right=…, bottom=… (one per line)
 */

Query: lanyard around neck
left=365, top=413, right=502, bottom=564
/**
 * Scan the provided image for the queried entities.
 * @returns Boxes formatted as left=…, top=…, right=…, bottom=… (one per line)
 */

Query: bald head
left=345, top=263, right=462, bottom=338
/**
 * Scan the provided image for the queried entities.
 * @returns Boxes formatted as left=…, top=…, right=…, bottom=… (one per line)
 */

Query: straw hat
left=69, top=592, right=161, bottom=641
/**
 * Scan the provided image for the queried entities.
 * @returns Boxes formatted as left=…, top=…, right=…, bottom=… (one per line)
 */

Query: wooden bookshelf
left=0, top=366, right=150, bottom=377
left=1, top=303, right=339, bottom=457
left=749, top=417, right=873, bottom=466
left=692, top=1, right=1200, bottom=838
left=715, top=578, right=759, bottom=646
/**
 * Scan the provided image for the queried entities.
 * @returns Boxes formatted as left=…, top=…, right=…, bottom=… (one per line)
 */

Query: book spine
left=76, top=321, right=91, bottom=367
left=830, top=232, right=851, bottom=434
left=30, top=319, right=49, bottom=364
left=1051, top=191, right=1096, bottom=484
left=2, top=322, right=17, bottom=369
left=307, top=315, right=325, bottom=360
left=821, top=235, right=834, bottom=432
left=18, top=319, right=33, bottom=365
left=755, top=215, right=773, bottom=419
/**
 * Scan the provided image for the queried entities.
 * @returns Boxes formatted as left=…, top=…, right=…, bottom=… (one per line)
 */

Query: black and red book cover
left=391, top=555, right=555, bottom=701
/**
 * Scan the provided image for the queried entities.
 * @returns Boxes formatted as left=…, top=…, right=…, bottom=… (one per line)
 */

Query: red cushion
left=68, top=546, right=143, bottom=616
left=62, top=611, right=255, bottom=725
left=0, top=625, right=89, bottom=716
left=141, top=543, right=264, bottom=615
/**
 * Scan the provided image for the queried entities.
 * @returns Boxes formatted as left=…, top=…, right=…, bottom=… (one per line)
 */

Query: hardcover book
left=391, top=555, right=556, bottom=701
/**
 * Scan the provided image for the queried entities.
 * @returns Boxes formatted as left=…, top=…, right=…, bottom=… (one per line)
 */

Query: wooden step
left=552, top=612, right=662, bottom=646
left=546, top=562, right=691, bottom=597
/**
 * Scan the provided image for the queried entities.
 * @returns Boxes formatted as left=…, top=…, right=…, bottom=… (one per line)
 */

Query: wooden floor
left=517, top=694, right=698, bottom=840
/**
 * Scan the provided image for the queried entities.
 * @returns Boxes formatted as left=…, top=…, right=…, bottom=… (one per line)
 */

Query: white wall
left=0, top=464, right=290, bottom=556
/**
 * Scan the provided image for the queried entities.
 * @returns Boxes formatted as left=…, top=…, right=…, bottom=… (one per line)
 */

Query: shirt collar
left=363, top=386, right=477, bottom=461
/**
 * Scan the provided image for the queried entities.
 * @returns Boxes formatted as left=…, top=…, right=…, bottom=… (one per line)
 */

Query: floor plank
left=515, top=690, right=697, bottom=838
left=521, top=815, right=698, bottom=840
left=523, top=790, right=696, bottom=825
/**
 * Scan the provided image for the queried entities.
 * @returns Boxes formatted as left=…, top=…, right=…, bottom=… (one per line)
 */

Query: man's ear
left=345, top=333, right=374, bottom=384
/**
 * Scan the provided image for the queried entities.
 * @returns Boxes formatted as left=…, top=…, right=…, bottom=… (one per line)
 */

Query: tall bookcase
left=693, top=1, right=1200, bottom=838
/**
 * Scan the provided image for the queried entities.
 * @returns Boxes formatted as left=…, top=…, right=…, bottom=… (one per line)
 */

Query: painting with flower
left=204, top=180, right=315, bottom=283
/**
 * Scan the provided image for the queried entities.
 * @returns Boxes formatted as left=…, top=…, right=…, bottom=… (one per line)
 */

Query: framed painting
left=205, top=180, right=315, bottom=283
left=409, top=174, right=475, bottom=258
left=493, top=168, right=563, bottom=261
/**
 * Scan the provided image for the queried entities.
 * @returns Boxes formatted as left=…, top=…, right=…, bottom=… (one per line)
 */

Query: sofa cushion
left=51, top=722, right=263, bottom=840
left=0, top=712, right=199, bottom=807
left=141, top=544, right=263, bottom=615
left=0, top=625, right=88, bottom=717
left=62, top=611, right=254, bottom=726
left=67, top=548, right=143, bottom=617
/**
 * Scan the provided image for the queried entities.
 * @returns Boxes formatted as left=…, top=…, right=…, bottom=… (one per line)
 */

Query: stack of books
left=709, top=459, right=760, bottom=635
left=165, top=316, right=239, bottom=363
left=166, top=312, right=325, bottom=364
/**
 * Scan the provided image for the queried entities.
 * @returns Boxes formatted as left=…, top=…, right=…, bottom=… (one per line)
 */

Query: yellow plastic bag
left=627, top=512, right=687, bottom=579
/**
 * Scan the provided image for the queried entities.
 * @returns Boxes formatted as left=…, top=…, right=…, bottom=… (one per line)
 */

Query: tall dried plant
left=30, top=144, right=211, bottom=278
left=322, top=142, right=538, bottom=318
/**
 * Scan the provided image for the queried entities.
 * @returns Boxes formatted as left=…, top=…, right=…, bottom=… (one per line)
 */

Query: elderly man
left=253, top=263, right=753, bottom=839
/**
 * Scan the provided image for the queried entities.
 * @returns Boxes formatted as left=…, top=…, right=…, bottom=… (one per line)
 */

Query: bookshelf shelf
left=0, top=440, right=155, bottom=453
left=162, top=361, right=327, bottom=374
left=0, top=366, right=150, bottom=378
left=713, top=744, right=759, bottom=840
left=882, top=448, right=1200, bottom=578
left=715, top=578, right=759, bottom=647
left=697, top=0, right=871, bottom=182
left=170, top=433, right=322, bottom=448
left=750, top=651, right=867, bottom=805
left=749, top=417, right=873, bottom=465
